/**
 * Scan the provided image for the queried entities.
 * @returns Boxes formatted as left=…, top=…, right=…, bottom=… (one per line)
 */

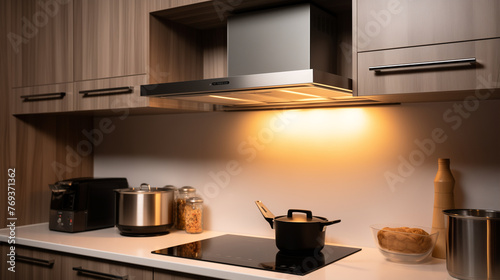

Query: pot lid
left=443, top=209, right=500, bottom=220
left=117, top=183, right=173, bottom=193
left=275, top=209, right=326, bottom=223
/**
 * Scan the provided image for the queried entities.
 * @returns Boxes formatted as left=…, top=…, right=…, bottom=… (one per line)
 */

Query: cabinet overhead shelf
left=151, top=0, right=352, bottom=29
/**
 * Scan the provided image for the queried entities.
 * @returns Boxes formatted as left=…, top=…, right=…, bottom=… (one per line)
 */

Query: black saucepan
left=255, top=201, right=341, bottom=254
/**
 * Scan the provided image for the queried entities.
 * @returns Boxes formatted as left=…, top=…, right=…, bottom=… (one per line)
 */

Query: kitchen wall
left=94, top=100, right=500, bottom=247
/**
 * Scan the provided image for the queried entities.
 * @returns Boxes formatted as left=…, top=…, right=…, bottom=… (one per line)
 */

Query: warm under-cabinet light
left=277, top=107, right=369, bottom=137
left=208, top=95, right=262, bottom=104
left=280, top=89, right=329, bottom=101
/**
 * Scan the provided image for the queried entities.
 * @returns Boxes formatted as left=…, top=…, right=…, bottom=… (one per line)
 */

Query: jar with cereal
left=185, top=197, right=203, bottom=234
left=175, top=186, right=196, bottom=230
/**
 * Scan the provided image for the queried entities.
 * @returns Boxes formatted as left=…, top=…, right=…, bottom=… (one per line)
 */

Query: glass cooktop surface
left=152, top=234, right=361, bottom=276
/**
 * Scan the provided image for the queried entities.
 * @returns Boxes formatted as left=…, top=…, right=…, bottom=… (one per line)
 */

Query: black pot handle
left=322, top=219, right=341, bottom=226
left=320, top=219, right=341, bottom=232
left=255, top=201, right=275, bottom=229
left=287, top=209, right=313, bottom=219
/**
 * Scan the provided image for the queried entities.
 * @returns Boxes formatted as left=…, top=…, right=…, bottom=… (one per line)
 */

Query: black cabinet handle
left=20, top=92, right=66, bottom=102
left=17, top=255, right=55, bottom=267
left=79, top=86, right=133, bottom=97
left=73, top=266, right=129, bottom=280
left=369, top=57, right=476, bottom=71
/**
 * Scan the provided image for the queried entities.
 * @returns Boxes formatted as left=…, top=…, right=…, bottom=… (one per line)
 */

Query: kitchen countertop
left=0, top=223, right=454, bottom=280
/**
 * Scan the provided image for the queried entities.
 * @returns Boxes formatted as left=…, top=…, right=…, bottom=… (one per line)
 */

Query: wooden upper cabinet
left=10, top=0, right=73, bottom=87
left=357, top=0, right=500, bottom=52
left=11, top=83, right=74, bottom=114
left=73, top=0, right=148, bottom=81
left=358, top=38, right=500, bottom=97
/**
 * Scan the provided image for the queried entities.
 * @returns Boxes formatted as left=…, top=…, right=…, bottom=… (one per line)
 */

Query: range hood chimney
left=142, top=3, right=361, bottom=110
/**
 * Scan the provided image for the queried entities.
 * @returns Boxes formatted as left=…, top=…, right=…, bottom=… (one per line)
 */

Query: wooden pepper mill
left=431, top=158, right=455, bottom=259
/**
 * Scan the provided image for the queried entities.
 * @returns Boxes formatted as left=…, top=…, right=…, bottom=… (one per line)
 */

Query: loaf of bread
left=377, top=227, right=432, bottom=254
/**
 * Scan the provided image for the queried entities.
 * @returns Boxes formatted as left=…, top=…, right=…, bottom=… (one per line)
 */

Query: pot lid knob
left=140, top=183, right=151, bottom=191
left=287, top=209, right=313, bottom=219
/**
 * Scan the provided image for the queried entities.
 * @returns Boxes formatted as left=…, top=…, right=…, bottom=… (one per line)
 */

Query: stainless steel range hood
left=142, top=3, right=361, bottom=110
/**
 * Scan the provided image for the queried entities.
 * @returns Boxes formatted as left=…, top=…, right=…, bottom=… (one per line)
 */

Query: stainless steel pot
left=115, top=184, right=174, bottom=236
left=444, top=209, right=500, bottom=280
left=255, top=201, right=341, bottom=253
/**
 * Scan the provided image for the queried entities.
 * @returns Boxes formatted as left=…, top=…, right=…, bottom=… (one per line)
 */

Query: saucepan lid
left=443, top=209, right=500, bottom=220
left=274, top=209, right=328, bottom=223
left=115, top=183, right=174, bottom=193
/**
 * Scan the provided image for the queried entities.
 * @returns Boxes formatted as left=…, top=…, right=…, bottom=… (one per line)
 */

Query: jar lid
left=179, top=186, right=196, bottom=193
left=187, top=197, right=203, bottom=204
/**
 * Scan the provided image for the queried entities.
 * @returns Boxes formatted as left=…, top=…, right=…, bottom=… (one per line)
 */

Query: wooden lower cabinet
left=62, top=255, right=152, bottom=280
left=1, top=244, right=62, bottom=280
left=1, top=244, right=221, bottom=280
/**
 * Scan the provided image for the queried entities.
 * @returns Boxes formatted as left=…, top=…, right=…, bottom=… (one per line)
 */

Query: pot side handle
left=322, top=219, right=341, bottom=226
left=320, top=219, right=341, bottom=232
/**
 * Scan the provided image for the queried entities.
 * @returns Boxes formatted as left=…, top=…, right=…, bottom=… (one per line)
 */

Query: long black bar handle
left=73, top=266, right=129, bottom=280
left=20, top=92, right=66, bottom=101
left=369, top=57, right=476, bottom=71
left=79, top=86, right=133, bottom=97
left=17, top=255, right=55, bottom=267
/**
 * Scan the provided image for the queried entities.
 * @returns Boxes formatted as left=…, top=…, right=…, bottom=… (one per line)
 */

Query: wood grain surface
left=62, top=254, right=153, bottom=280
left=1, top=245, right=62, bottom=280
left=358, top=38, right=500, bottom=96
left=14, top=115, right=93, bottom=225
left=11, top=83, right=74, bottom=114
left=10, top=0, right=73, bottom=87
left=357, top=0, right=500, bottom=52
left=73, top=0, right=148, bottom=81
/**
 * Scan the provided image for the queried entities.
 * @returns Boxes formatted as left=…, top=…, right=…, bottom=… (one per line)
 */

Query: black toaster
left=49, top=177, right=128, bottom=233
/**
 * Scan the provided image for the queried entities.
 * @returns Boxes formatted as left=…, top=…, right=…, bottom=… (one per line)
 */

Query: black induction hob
left=152, top=234, right=361, bottom=276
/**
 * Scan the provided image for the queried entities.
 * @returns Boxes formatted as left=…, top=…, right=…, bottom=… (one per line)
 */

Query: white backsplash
left=94, top=100, right=500, bottom=247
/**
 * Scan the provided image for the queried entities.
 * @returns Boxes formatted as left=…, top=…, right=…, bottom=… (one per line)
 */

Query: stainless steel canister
left=444, top=209, right=500, bottom=280
left=115, top=183, right=174, bottom=236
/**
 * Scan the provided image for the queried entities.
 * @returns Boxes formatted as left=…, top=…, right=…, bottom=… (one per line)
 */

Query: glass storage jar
left=175, top=186, right=196, bottom=230
left=185, top=197, right=203, bottom=234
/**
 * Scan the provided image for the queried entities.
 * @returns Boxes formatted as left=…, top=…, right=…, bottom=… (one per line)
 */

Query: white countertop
left=0, top=223, right=454, bottom=280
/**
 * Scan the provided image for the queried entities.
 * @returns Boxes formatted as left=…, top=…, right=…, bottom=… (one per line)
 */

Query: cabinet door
left=358, top=38, right=500, bottom=97
left=10, top=0, right=73, bottom=87
left=11, top=83, right=74, bottom=115
left=154, top=268, right=221, bottom=280
left=62, top=255, right=153, bottom=280
left=74, top=0, right=148, bottom=81
left=357, top=0, right=500, bottom=52
left=74, top=75, right=149, bottom=111
left=1, top=244, right=62, bottom=280
left=74, top=74, right=212, bottom=113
